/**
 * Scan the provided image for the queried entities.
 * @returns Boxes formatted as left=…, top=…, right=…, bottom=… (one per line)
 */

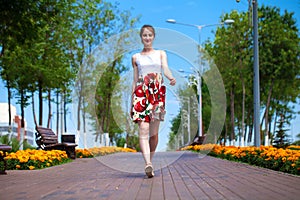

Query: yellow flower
left=29, top=166, right=35, bottom=170
left=16, top=165, right=21, bottom=169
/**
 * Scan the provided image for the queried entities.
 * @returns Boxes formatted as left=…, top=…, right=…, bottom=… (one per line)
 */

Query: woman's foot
left=145, top=163, right=154, bottom=178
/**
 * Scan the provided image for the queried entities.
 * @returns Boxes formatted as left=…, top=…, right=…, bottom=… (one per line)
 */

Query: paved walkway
left=0, top=151, right=299, bottom=200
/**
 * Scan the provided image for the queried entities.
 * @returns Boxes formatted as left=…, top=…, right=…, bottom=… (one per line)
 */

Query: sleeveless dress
left=131, top=50, right=166, bottom=123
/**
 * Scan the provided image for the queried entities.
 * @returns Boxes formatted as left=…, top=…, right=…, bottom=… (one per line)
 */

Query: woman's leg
left=138, top=121, right=151, bottom=165
left=149, top=120, right=160, bottom=162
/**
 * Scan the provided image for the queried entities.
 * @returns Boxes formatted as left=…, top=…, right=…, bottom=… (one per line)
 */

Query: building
left=0, top=103, right=35, bottom=147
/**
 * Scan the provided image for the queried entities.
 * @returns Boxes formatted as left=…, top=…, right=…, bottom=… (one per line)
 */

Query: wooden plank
left=0, top=145, right=12, bottom=151
left=63, top=142, right=78, bottom=147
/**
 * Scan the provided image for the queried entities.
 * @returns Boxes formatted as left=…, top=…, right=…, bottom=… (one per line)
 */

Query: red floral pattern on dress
left=131, top=73, right=165, bottom=123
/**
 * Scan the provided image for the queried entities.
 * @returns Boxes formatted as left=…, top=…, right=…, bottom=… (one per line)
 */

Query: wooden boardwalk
left=0, top=151, right=299, bottom=200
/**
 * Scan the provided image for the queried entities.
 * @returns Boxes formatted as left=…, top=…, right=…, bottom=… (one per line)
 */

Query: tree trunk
left=31, top=91, right=38, bottom=128
left=38, top=82, right=43, bottom=126
left=224, top=122, right=228, bottom=146
left=7, top=81, right=12, bottom=130
left=47, top=89, right=51, bottom=128
left=20, top=89, right=25, bottom=150
left=248, top=124, right=253, bottom=145
left=230, top=84, right=235, bottom=146
left=56, top=92, right=59, bottom=135
left=263, top=79, right=274, bottom=146
left=77, top=91, right=81, bottom=143
left=246, top=109, right=252, bottom=145
left=272, top=111, right=278, bottom=145
left=64, top=92, right=67, bottom=132
left=82, top=97, right=86, bottom=148
left=240, top=72, right=246, bottom=147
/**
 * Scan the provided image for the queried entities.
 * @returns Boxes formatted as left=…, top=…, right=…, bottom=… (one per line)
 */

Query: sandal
left=145, top=163, right=154, bottom=178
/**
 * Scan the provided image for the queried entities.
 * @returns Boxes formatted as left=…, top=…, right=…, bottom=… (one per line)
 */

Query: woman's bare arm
left=160, top=50, right=176, bottom=86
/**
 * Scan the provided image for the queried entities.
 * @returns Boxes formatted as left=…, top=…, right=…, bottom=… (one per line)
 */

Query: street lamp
left=252, top=0, right=261, bottom=147
left=182, top=97, right=191, bottom=144
left=167, top=19, right=234, bottom=137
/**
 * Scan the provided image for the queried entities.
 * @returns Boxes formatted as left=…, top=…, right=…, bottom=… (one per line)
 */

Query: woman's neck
left=142, top=47, right=154, bottom=53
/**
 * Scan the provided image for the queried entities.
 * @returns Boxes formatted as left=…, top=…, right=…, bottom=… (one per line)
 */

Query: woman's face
left=141, top=28, right=154, bottom=47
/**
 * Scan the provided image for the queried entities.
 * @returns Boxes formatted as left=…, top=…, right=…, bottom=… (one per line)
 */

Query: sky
left=108, top=0, right=300, bottom=149
left=0, top=0, right=299, bottom=150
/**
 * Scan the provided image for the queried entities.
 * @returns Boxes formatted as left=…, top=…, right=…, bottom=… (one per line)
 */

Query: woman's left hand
left=169, top=78, right=176, bottom=86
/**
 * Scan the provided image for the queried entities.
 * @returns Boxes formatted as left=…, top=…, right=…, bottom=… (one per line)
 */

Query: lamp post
left=252, top=0, right=261, bottom=147
left=180, top=96, right=191, bottom=144
left=167, top=19, right=234, bottom=137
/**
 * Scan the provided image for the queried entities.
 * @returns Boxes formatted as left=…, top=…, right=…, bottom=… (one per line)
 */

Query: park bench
left=190, top=135, right=206, bottom=146
left=35, top=126, right=77, bottom=159
left=0, top=144, right=12, bottom=174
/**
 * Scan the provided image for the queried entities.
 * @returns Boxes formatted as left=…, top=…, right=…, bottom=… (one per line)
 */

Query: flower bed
left=0, top=146, right=137, bottom=170
left=182, top=144, right=300, bottom=175
left=76, top=146, right=137, bottom=158
left=1, top=149, right=70, bottom=170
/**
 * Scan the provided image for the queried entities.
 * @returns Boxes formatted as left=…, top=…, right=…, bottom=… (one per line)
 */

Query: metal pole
left=197, top=28, right=203, bottom=137
left=187, top=98, right=191, bottom=143
left=253, top=0, right=261, bottom=147
left=167, top=19, right=233, bottom=138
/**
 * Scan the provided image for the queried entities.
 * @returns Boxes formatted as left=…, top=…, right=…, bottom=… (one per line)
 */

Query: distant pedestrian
left=131, top=25, right=176, bottom=178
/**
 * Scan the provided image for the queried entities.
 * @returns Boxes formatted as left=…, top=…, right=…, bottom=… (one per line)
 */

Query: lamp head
left=166, top=19, right=176, bottom=24
left=224, top=19, right=234, bottom=24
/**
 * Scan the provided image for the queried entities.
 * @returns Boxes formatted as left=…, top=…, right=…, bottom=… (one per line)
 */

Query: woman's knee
left=150, top=133, right=158, bottom=140
left=139, top=122, right=149, bottom=136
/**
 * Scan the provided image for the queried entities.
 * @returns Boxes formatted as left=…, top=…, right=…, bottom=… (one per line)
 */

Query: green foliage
left=273, top=115, right=290, bottom=148
left=0, top=0, right=139, bottom=142
left=0, top=135, right=35, bottom=152
left=292, top=133, right=300, bottom=145
left=202, top=6, right=300, bottom=145
left=194, top=145, right=300, bottom=175
left=71, top=0, right=139, bottom=143
left=116, top=137, right=126, bottom=147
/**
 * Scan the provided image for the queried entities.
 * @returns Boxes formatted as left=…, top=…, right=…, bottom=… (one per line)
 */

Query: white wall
left=0, top=103, right=16, bottom=123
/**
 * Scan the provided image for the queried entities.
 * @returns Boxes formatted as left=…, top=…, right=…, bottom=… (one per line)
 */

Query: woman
left=131, top=25, right=176, bottom=178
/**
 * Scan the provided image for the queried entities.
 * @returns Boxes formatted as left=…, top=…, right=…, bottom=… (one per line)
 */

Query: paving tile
left=0, top=151, right=299, bottom=200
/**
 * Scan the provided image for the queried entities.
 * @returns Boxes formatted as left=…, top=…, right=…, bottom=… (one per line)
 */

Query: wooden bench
left=0, top=144, right=12, bottom=175
left=190, top=135, right=207, bottom=146
left=35, top=126, right=77, bottom=159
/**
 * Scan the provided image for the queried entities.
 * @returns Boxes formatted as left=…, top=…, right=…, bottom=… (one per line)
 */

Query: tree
left=0, top=0, right=77, bottom=133
left=0, top=0, right=139, bottom=148
left=292, top=133, right=300, bottom=145
left=258, top=6, right=300, bottom=146
left=203, top=6, right=300, bottom=146
left=205, top=10, right=252, bottom=146
left=71, top=0, right=139, bottom=146
left=273, top=114, right=290, bottom=148
left=0, top=0, right=41, bottom=132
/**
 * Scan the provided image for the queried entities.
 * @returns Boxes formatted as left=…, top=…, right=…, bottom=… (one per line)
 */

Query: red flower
left=141, top=99, right=146, bottom=106
left=148, top=94, right=155, bottom=104
left=159, top=85, right=166, bottom=94
left=144, top=76, right=150, bottom=85
left=148, top=73, right=155, bottom=79
left=134, top=85, right=144, bottom=97
left=144, top=115, right=150, bottom=122
left=134, top=101, right=146, bottom=112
